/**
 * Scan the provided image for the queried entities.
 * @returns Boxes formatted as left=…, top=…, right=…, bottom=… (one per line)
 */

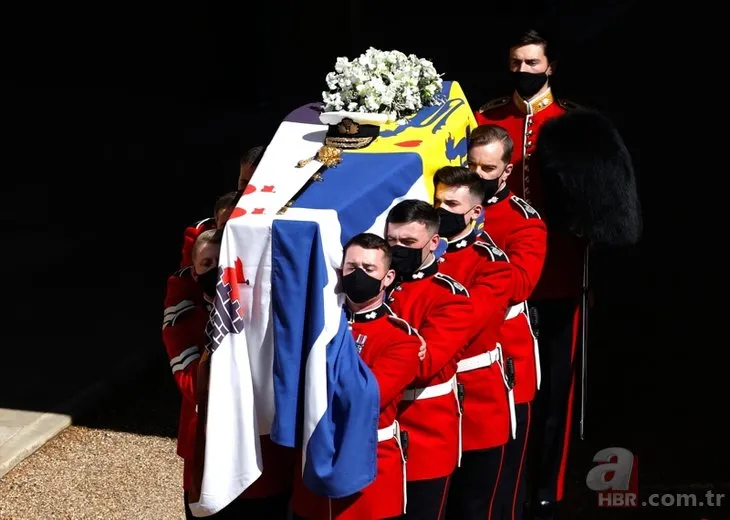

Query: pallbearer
left=466, top=125, right=547, bottom=520
left=428, top=167, right=516, bottom=520
left=384, top=200, right=474, bottom=520
left=292, top=233, right=422, bottom=520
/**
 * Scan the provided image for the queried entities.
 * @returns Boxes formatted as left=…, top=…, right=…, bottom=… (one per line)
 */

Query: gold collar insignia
left=513, top=88, right=555, bottom=115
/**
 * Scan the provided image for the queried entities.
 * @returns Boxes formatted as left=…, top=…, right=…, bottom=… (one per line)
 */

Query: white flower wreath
left=321, top=47, right=444, bottom=121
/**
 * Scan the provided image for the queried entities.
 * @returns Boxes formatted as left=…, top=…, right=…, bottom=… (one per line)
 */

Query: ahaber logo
left=586, top=447, right=639, bottom=507
left=205, top=258, right=247, bottom=352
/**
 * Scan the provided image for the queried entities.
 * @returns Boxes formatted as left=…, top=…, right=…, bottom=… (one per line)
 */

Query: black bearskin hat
left=535, top=108, right=642, bottom=246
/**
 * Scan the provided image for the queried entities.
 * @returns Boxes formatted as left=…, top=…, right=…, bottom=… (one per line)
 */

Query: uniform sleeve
left=369, top=333, right=421, bottom=407
left=467, top=262, right=515, bottom=340
left=418, top=294, right=474, bottom=380
left=161, top=275, right=205, bottom=405
left=505, top=220, right=547, bottom=303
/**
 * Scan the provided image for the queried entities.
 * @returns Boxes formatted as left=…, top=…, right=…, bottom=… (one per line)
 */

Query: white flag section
left=189, top=216, right=269, bottom=517
left=237, top=119, right=327, bottom=213
left=189, top=118, right=328, bottom=517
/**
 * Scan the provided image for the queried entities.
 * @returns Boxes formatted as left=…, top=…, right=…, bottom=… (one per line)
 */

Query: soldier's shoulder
left=194, top=217, right=215, bottom=229
left=478, top=96, right=511, bottom=113
left=509, top=195, right=542, bottom=220
left=172, top=265, right=194, bottom=279
left=433, top=272, right=470, bottom=297
left=474, top=234, right=510, bottom=262
left=557, top=98, right=587, bottom=111
left=166, top=267, right=198, bottom=301
left=385, top=311, right=416, bottom=337
left=184, top=218, right=215, bottom=236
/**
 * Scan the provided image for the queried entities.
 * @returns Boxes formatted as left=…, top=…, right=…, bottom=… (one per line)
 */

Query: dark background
left=1, top=1, right=722, bottom=518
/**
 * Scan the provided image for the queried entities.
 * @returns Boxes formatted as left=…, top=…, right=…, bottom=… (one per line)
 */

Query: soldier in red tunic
left=465, top=125, right=547, bottom=520
left=384, top=200, right=474, bottom=520
left=291, top=233, right=422, bottom=520
left=163, top=230, right=229, bottom=518
left=428, top=166, right=518, bottom=520
left=475, top=29, right=642, bottom=520
left=474, top=30, right=580, bottom=520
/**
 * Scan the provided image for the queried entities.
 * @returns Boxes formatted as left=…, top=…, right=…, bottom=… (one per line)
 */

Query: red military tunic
left=291, top=302, right=421, bottom=520
left=482, top=189, right=547, bottom=404
left=162, top=266, right=209, bottom=491
left=437, top=228, right=516, bottom=450
left=387, top=258, right=473, bottom=480
left=475, top=89, right=583, bottom=300
left=179, top=217, right=216, bottom=268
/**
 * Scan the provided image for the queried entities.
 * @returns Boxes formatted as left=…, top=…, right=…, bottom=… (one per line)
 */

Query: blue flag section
left=271, top=219, right=380, bottom=497
left=304, top=312, right=380, bottom=498
left=269, top=220, right=326, bottom=449
left=292, top=152, right=423, bottom=245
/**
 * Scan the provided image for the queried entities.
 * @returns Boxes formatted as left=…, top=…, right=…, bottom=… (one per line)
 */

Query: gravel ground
left=0, top=362, right=186, bottom=520
left=0, top=426, right=184, bottom=520
left=0, top=353, right=726, bottom=520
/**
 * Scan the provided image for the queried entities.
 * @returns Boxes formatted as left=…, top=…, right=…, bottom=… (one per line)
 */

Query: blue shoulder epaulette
left=474, top=232, right=510, bottom=262
left=479, top=96, right=510, bottom=113
left=433, top=272, right=470, bottom=297
left=510, top=195, right=541, bottom=220
left=557, top=98, right=584, bottom=111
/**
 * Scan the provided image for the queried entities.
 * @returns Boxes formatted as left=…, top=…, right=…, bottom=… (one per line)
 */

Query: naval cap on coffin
left=319, top=111, right=388, bottom=150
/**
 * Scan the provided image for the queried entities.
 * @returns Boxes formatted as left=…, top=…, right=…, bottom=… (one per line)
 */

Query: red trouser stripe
left=511, top=401, right=531, bottom=520
left=488, top=444, right=506, bottom=519
left=556, top=304, right=581, bottom=501
left=437, top=474, right=451, bottom=520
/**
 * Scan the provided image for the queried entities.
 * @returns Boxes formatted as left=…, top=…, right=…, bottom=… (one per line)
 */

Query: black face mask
left=342, top=269, right=383, bottom=304
left=480, top=177, right=501, bottom=202
left=390, top=245, right=424, bottom=279
left=436, top=207, right=469, bottom=239
left=511, top=71, right=548, bottom=100
left=197, top=268, right=219, bottom=299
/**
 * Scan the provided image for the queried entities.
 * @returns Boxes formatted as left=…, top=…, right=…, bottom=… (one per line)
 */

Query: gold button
left=525, top=165, right=530, bottom=172
left=527, top=130, right=533, bottom=136
left=527, top=141, right=533, bottom=146
left=527, top=118, right=533, bottom=125
left=526, top=153, right=531, bottom=159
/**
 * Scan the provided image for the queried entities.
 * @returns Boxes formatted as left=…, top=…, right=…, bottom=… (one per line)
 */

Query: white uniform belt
left=456, top=347, right=500, bottom=373
left=401, top=375, right=456, bottom=401
left=505, top=302, right=526, bottom=320
left=372, top=421, right=408, bottom=514
left=377, top=422, right=398, bottom=442
left=503, top=301, right=542, bottom=390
